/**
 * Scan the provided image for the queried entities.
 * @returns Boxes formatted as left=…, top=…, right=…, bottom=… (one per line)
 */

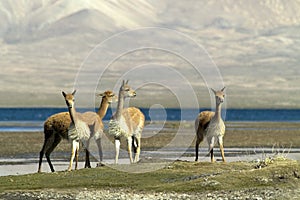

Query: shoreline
left=0, top=120, right=299, bottom=132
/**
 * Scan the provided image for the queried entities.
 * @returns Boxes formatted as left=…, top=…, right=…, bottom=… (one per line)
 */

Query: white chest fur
left=109, top=119, right=130, bottom=138
left=206, top=119, right=225, bottom=137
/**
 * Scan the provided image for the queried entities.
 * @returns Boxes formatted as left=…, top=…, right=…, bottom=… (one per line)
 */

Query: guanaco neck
left=97, top=98, right=109, bottom=119
left=68, top=105, right=78, bottom=125
left=114, top=89, right=124, bottom=121
left=214, top=100, right=222, bottom=122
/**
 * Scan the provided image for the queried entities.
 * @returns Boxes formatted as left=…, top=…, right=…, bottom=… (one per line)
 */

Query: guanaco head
left=62, top=90, right=76, bottom=109
left=120, top=80, right=136, bottom=98
left=97, top=90, right=118, bottom=104
left=211, top=87, right=225, bottom=105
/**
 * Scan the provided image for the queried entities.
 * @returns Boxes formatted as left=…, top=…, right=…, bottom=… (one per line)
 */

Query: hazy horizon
left=1, top=0, right=300, bottom=109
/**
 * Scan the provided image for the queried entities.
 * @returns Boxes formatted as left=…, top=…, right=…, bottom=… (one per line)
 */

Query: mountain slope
left=0, top=0, right=300, bottom=108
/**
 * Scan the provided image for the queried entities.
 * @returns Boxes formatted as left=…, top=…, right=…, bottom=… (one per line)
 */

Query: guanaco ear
left=72, top=90, right=76, bottom=95
left=62, top=91, right=67, bottom=97
left=125, top=80, right=129, bottom=84
left=210, top=88, right=216, bottom=94
left=221, top=87, right=226, bottom=92
left=122, top=80, right=125, bottom=86
left=97, top=92, right=104, bottom=97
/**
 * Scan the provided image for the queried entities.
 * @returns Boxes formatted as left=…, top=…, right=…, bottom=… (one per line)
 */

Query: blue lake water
left=0, top=107, right=299, bottom=132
